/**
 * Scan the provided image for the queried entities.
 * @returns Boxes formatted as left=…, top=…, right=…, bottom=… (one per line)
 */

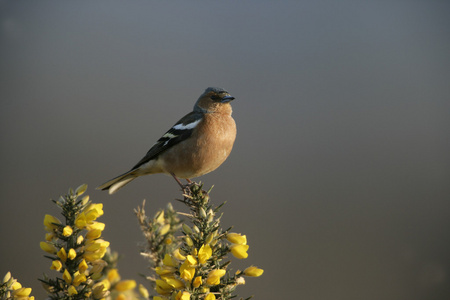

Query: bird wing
left=130, top=111, right=204, bottom=170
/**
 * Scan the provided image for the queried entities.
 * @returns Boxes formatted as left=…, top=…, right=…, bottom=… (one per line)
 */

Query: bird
left=97, top=87, right=236, bottom=194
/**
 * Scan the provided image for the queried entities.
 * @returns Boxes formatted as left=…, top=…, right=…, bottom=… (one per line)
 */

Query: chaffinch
left=97, top=87, right=236, bottom=194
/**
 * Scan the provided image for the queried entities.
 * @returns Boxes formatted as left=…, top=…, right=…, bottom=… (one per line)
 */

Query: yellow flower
left=115, top=280, right=137, bottom=292
left=204, top=293, right=216, bottom=300
left=206, top=269, right=226, bottom=286
left=63, top=269, right=72, bottom=284
left=75, top=213, right=87, bottom=229
left=198, top=244, right=212, bottom=264
left=84, top=251, right=105, bottom=262
left=155, top=265, right=176, bottom=276
left=193, top=276, right=202, bottom=288
left=107, top=268, right=121, bottom=284
left=155, top=279, right=172, bottom=294
left=180, top=261, right=195, bottom=282
left=68, top=285, right=78, bottom=295
left=175, top=291, right=190, bottom=300
left=162, top=254, right=177, bottom=267
left=62, top=226, right=73, bottom=237
left=164, top=277, right=184, bottom=289
left=155, top=210, right=165, bottom=225
left=173, top=248, right=186, bottom=260
left=185, top=236, right=193, bottom=247
left=68, top=248, right=77, bottom=260
left=57, top=247, right=67, bottom=262
left=243, top=266, right=264, bottom=277
left=84, top=240, right=109, bottom=261
left=99, top=279, right=111, bottom=291
left=40, top=241, right=57, bottom=254
left=11, top=281, right=22, bottom=289
left=159, top=224, right=171, bottom=235
left=115, top=293, right=127, bottom=300
left=230, top=244, right=249, bottom=259
left=138, top=284, right=149, bottom=298
left=84, top=203, right=104, bottom=221
left=50, top=260, right=62, bottom=271
left=85, top=228, right=102, bottom=240
left=86, top=221, right=106, bottom=231
left=185, top=255, right=197, bottom=265
left=78, top=259, right=88, bottom=273
left=43, top=214, right=61, bottom=231
left=45, top=232, right=56, bottom=241
left=226, top=233, right=247, bottom=245
left=73, top=273, right=87, bottom=286
left=12, top=287, right=32, bottom=297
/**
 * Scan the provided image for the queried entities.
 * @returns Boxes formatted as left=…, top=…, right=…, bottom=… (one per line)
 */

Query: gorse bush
left=136, top=182, right=263, bottom=300
left=1, top=182, right=263, bottom=300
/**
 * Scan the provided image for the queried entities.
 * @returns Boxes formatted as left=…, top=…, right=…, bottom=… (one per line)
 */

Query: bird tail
left=97, top=170, right=137, bottom=194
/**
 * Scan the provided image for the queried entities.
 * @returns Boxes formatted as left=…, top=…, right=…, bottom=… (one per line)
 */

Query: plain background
left=1, top=1, right=450, bottom=299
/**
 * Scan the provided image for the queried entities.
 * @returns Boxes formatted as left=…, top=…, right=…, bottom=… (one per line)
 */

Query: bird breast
left=161, top=113, right=236, bottom=178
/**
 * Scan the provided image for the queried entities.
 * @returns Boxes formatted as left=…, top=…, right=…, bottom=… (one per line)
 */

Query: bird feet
left=170, top=173, right=194, bottom=194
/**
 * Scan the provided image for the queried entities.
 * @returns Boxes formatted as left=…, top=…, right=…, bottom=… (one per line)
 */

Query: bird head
left=194, top=87, right=235, bottom=114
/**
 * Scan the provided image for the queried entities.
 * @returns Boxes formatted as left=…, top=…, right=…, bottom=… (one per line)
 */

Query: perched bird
left=97, top=87, right=236, bottom=194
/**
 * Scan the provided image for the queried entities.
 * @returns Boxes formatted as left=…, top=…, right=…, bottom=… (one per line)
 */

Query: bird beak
left=221, top=96, right=235, bottom=103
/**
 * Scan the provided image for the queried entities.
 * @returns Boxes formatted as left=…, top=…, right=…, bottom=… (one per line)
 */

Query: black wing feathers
left=130, top=111, right=203, bottom=170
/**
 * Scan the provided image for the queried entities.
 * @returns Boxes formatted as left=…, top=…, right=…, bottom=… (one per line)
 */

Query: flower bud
left=75, top=184, right=88, bottom=196
left=199, top=207, right=207, bottom=219
left=182, top=224, right=192, bottom=234
left=243, top=266, right=264, bottom=277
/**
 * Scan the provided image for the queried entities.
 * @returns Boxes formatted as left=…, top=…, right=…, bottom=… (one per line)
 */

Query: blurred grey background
left=1, top=1, right=449, bottom=299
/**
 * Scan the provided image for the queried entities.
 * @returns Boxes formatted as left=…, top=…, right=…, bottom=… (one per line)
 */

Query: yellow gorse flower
left=193, top=276, right=202, bottom=288
left=50, top=260, right=62, bottom=271
left=175, top=290, right=191, bottom=300
left=230, top=244, right=249, bottom=259
left=73, top=273, right=87, bottom=286
left=57, top=247, right=67, bottom=262
left=179, top=260, right=196, bottom=282
left=63, top=269, right=72, bottom=284
left=198, top=244, right=212, bottom=264
left=138, top=283, right=149, bottom=298
left=135, top=182, right=264, bottom=300
left=40, top=186, right=141, bottom=300
left=243, top=266, right=264, bottom=277
left=226, top=233, right=247, bottom=245
left=68, top=285, right=78, bottom=295
left=115, top=279, right=137, bottom=292
left=62, top=226, right=73, bottom=237
left=12, top=287, right=33, bottom=297
left=162, top=254, right=178, bottom=267
left=206, top=269, right=226, bottom=286
left=40, top=241, right=57, bottom=254
left=68, top=248, right=77, bottom=260
left=204, top=293, right=216, bottom=300
left=2, top=272, right=34, bottom=300
left=43, top=214, right=61, bottom=232
left=173, top=248, right=186, bottom=260
left=107, top=268, right=121, bottom=284
left=78, top=259, right=88, bottom=273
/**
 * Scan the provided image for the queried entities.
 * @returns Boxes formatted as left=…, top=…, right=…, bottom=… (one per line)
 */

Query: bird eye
left=210, top=95, right=220, bottom=101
